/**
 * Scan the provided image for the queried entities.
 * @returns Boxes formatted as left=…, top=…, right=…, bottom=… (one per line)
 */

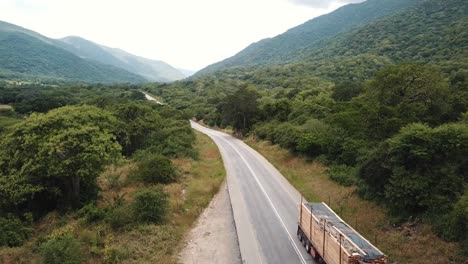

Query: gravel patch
left=179, top=182, right=241, bottom=264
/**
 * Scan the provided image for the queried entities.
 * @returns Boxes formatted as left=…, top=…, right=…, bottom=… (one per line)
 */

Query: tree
left=361, top=64, right=451, bottom=139
left=112, top=104, right=163, bottom=156
left=0, top=105, right=121, bottom=212
left=359, top=122, right=468, bottom=215
left=332, top=81, right=363, bottom=102
left=219, top=86, right=260, bottom=133
left=134, top=154, right=177, bottom=184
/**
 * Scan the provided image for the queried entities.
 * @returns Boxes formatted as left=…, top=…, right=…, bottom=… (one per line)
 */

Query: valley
left=0, top=0, right=467, bottom=263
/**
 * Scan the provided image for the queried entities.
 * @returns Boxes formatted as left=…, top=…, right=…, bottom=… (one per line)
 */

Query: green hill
left=60, top=36, right=185, bottom=82
left=0, top=21, right=146, bottom=83
left=309, top=0, right=467, bottom=66
left=197, top=0, right=424, bottom=75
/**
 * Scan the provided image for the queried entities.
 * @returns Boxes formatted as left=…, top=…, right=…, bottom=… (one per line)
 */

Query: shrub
left=0, top=214, right=32, bottom=247
left=296, top=119, right=332, bottom=157
left=433, top=191, right=468, bottom=244
left=103, top=245, right=129, bottom=264
left=253, top=121, right=278, bottom=141
left=132, top=186, right=168, bottom=224
left=359, top=123, right=468, bottom=215
left=105, top=204, right=133, bottom=230
left=40, top=234, right=82, bottom=264
left=77, top=203, right=106, bottom=224
left=327, top=164, right=357, bottom=186
left=271, top=122, right=302, bottom=151
left=134, top=154, right=177, bottom=184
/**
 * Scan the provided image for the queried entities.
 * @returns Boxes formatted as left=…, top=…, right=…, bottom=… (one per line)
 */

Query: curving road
left=191, top=121, right=316, bottom=264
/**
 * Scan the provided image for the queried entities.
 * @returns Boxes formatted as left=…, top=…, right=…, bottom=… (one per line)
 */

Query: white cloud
left=0, top=0, right=346, bottom=70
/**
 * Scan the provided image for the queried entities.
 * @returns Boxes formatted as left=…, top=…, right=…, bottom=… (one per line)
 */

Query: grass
left=0, top=131, right=226, bottom=264
left=246, top=138, right=465, bottom=264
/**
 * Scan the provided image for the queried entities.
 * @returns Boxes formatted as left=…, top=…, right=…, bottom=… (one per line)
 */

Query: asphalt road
left=191, top=121, right=317, bottom=264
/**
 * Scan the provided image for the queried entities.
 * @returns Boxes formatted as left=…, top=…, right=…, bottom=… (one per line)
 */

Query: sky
left=0, top=0, right=364, bottom=71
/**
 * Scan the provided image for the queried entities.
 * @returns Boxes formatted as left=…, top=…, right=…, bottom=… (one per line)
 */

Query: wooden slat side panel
left=311, top=217, right=323, bottom=256
left=300, top=204, right=312, bottom=239
left=324, top=231, right=342, bottom=264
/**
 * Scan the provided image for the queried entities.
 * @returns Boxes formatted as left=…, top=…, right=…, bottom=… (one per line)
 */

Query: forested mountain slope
left=197, top=0, right=424, bottom=75
left=0, top=31, right=145, bottom=83
left=0, top=20, right=184, bottom=83
left=308, top=0, right=468, bottom=67
left=60, top=36, right=185, bottom=82
left=199, top=0, right=467, bottom=83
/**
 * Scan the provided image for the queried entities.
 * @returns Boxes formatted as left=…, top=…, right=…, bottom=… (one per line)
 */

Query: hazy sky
left=0, top=0, right=364, bottom=71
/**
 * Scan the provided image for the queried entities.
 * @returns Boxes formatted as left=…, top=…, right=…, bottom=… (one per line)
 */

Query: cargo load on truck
left=297, top=201, right=387, bottom=264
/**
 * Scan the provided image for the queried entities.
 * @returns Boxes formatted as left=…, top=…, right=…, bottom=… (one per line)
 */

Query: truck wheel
left=305, top=243, right=310, bottom=253
left=302, top=237, right=307, bottom=247
left=297, top=230, right=302, bottom=242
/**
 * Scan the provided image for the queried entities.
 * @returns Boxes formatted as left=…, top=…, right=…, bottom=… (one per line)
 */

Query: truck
left=297, top=201, right=388, bottom=264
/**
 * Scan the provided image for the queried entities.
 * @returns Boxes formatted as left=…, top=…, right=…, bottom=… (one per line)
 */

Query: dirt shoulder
left=179, top=182, right=241, bottom=264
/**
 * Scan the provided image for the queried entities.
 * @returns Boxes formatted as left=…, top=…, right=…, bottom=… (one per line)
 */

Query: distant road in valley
left=191, top=121, right=316, bottom=264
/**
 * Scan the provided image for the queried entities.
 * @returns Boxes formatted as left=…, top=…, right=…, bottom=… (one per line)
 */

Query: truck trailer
left=297, top=201, right=388, bottom=264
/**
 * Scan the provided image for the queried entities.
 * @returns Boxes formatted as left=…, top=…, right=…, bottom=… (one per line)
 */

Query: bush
left=434, top=191, right=468, bottom=244
left=271, top=122, right=302, bottom=151
left=132, top=186, right=168, bottom=224
left=134, top=154, right=177, bottom=184
left=40, top=234, right=82, bottom=264
left=105, top=204, right=133, bottom=230
left=0, top=214, right=32, bottom=247
left=359, top=122, right=468, bottom=215
left=296, top=119, right=333, bottom=157
left=253, top=121, right=278, bottom=141
left=77, top=203, right=106, bottom=224
left=327, top=164, right=357, bottom=186
left=103, top=245, right=129, bottom=264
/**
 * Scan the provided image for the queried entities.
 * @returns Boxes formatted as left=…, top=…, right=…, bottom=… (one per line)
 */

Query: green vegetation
left=0, top=20, right=185, bottom=83
left=0, top=0, right=466, bottom=261
left=132, top=186, right=169, bottom=224
left=142, top=1, right=467, bottom=258
left=0, top=76, right=226, bottom=263
left=0, top=105, right=122, bottom=212
left=0, top=214, right=32, bottom=247
left=198, top=0, right=424, bottom=74
left=246, top=139, right=463, bottom=263
left=133, top=154, right=178, bottom=184
left=0, top=31, right=145, bottom=83
left=60, top=36, right=185, bottom=82
left=40, top=233, right=83, bottom=264
left=198, top=0, right=467, bottom=85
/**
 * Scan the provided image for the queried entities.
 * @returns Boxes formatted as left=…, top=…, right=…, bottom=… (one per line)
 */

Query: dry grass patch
left=246, top=139, right=464, bottom=264
left=0, top=104, right=12, bottom=110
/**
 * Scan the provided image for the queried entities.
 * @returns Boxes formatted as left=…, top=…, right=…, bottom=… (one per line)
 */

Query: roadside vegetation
left=148, top=62, right=467, bottom=260
left=247, top=139, right=463, bottom=263
left=0, top=82, right=225, bottom=263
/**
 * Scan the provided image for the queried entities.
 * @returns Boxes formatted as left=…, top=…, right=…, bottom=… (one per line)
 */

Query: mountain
left=0, top=21, right=145, bottom=83
left=60, top=36, right=185, bottom=82
left=307, top=0, right=467, bottom=66
left=197, top=0, right=425, bottom=75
